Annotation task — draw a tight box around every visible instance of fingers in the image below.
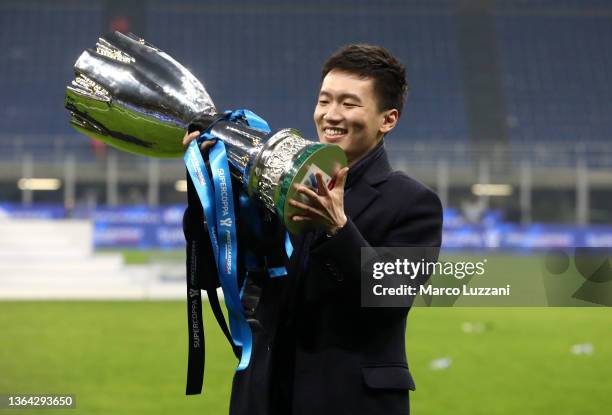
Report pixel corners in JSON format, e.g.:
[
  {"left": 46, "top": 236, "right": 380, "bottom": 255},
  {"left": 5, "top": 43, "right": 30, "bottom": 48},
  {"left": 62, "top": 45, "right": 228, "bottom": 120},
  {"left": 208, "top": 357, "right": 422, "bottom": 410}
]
[
  {"left": 199, "top": 140, "right": 216, "bottom": 152},
  {"left": 291, "top": 215, "right": 313, "bottom": 222},
  {"left": 288, "top": 198, "right": 325, "bottom": 218},
  {"left": 315, "top": 172, "right": 330, "bottom": 196},
  {"left": 294, "top": 184, "right": 320, "bottom": 205},
  {"left": 323, "top": 166, "right": 349, "bottom": 191},
  {"left": 182, "top": 130, "right": 217, "bottom": 152},
  {"left": 336, "top": 166, "right": 349, "bottom": 189},
  {"left": 182, "top": 130, "right": 200, "bottom": 148}
]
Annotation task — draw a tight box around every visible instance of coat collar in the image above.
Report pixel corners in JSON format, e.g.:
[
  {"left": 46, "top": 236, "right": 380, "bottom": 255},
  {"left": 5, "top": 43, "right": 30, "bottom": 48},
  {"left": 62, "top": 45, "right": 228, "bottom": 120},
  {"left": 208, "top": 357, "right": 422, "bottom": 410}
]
[{"left": 344, "top": 142, "right": 392, "bottom": 222}]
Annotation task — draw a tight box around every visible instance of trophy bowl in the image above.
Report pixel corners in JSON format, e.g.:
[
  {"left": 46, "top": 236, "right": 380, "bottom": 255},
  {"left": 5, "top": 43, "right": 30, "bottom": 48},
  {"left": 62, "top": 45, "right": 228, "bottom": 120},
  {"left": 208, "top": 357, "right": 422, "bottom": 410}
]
[{"left": 65, "top": 32, "right": 346, "bottom": 234}]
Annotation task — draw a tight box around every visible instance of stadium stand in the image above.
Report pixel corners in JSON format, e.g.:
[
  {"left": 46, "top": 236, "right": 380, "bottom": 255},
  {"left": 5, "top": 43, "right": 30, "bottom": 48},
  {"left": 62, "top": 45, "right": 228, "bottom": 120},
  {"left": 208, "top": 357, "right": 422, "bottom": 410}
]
[
  {"left": 0, "top": 0, "right": 610, "bottom": 223},
  {"left": 0, "top": 0, "right": 468, "bottom": 160},
  {"left": 495, "top": 1, "right": 612, "bottom": 167},
  {"left": 145, "top": 0, "right": 469, "bottom": 142}
]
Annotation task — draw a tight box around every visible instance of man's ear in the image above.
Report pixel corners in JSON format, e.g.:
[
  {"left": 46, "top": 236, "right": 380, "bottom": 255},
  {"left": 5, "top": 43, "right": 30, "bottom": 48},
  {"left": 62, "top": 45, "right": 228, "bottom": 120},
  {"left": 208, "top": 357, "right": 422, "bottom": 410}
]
[{"left": 380, "top": 109, "right": 399, "bottom": 134}]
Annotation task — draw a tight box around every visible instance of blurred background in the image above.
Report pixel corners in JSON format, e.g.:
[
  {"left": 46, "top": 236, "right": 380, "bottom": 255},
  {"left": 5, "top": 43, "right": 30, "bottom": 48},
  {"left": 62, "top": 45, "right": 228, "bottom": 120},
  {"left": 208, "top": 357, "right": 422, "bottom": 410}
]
[{"left": 0, "top": 0, "right": 611, "bottom": 414}]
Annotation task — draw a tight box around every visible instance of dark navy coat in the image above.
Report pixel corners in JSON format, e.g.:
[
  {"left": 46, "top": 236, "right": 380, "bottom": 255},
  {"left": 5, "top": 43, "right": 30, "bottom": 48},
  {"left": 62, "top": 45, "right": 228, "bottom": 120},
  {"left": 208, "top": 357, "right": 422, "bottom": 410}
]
[{"left": 230, "top": 143, "right": 443, "bottom": 415}]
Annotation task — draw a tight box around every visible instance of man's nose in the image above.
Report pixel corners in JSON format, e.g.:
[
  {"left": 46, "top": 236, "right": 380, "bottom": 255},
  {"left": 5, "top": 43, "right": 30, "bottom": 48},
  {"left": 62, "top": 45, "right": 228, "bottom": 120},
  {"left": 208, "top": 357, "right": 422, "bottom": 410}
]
[{"left": 323, "top": 103, "right": 343, "bottom": 123}]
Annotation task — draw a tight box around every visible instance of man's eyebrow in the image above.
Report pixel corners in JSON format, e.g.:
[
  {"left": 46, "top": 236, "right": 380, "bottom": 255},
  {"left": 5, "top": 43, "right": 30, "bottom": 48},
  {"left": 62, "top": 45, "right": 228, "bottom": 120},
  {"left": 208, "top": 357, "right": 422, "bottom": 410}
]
[{"left": 318, "top": 91, "right": 362, "bottom": 102}]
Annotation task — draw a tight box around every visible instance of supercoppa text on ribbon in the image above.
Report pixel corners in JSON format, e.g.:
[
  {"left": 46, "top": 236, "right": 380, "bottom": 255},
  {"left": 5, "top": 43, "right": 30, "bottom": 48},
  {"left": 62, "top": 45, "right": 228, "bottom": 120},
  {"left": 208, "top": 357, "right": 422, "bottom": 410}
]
[{"left": 217, "top": 167, "right": 230, "bottom": 217}]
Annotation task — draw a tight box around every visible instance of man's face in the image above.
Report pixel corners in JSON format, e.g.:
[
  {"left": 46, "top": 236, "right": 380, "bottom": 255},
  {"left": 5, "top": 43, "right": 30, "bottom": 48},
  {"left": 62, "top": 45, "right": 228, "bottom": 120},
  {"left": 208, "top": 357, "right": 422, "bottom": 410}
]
[{"left": 314, "top": 69, "right": 396, "bottom": 164}]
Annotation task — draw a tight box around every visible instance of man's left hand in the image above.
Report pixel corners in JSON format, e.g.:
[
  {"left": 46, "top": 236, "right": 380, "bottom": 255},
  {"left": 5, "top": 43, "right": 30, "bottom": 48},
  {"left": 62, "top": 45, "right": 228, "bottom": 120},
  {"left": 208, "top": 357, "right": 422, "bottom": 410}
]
[{"left": 288, "top": 167, "right": 349, "bottom": 235}]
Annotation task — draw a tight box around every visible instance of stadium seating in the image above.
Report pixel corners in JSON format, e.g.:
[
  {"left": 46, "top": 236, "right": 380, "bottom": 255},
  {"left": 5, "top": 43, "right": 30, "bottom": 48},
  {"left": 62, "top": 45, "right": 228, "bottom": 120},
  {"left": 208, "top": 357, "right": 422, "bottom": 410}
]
[
  {"left": 0, "top": 0, "right": 468, "bottom": 160},
  {"left": 496, "top": 13, "right": 612, "bottom": 142},
  {"left": 0, "top": 0, "right": 609, "bottom": 166},
  {"left": 0, "top": 1, "right": 104, "bottom": 135},
  {"left": 145, "top": 0, "right": 468, "bottom": 141}
]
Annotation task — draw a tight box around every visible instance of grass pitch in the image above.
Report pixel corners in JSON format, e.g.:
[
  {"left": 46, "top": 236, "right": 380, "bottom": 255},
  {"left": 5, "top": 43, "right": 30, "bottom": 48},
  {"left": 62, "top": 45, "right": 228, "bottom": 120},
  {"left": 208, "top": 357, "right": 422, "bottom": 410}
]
[
  {"left": 1, "top": 250, "right": 611, "bottom": 414},
  {"left": 1, "top": 302, "right": 611, "bottom": 414}
]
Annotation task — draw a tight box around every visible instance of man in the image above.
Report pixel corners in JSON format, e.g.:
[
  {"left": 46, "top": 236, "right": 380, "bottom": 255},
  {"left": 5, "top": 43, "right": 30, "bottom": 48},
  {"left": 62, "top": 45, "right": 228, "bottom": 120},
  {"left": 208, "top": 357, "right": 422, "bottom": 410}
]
[{"left": 184, "top": 44, "right": 442, "bottom": 415}]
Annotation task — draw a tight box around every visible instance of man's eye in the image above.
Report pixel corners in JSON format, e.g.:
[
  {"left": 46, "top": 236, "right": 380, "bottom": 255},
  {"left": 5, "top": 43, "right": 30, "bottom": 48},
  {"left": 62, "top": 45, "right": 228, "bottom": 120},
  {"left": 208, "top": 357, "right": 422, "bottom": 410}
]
[
  {"left": 343, "top": 102, "right": 357, "bottom": 108},
  {"left": 318, "top": 99, "right": 329, "bottom": 105}
]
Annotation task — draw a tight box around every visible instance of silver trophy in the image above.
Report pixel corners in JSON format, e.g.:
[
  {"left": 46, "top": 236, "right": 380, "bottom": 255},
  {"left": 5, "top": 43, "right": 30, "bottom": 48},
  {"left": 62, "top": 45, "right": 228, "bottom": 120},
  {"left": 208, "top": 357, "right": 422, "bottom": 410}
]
[{"left": 65, "top": 32, "right": 346, "bottom": 234}]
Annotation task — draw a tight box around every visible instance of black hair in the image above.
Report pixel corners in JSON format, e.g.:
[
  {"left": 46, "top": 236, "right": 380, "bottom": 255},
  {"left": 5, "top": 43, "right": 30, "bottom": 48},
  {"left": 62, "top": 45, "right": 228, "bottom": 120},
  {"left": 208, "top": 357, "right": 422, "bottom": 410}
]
[{"left": 321, "top": 44, "right": 408, "bottom": 115}]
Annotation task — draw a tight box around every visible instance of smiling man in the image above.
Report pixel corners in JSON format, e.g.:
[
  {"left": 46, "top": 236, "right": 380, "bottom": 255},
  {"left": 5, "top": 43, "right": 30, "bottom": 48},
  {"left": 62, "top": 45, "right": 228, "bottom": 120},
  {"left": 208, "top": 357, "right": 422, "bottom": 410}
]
[
  {"left": 184, "top": 44, "right": 443, "bottom": 415},
  {"left": 316, "top": 64, "right": 399, "bottom": 165},
  {"left": 226, "top": 44, "right": 443, "bottom": 415}
]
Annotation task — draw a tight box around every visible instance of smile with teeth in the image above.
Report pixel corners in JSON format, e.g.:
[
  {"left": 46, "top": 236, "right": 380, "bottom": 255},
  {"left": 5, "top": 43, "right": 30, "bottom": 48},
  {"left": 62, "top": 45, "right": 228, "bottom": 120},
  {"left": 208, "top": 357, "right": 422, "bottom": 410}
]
[{"left": 324, "top": 127, "right": 348, "bottom": 136}]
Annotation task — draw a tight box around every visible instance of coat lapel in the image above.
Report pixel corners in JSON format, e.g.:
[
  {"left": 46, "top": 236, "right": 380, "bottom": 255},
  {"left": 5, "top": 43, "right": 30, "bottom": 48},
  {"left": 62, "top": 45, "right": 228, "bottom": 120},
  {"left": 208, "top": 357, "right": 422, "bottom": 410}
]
[
  {"left": 344, "top": 145, "right": 393, "bottom": 223},
  {"left": 344, "top": 184, "right": 379, "bottom": 222}
]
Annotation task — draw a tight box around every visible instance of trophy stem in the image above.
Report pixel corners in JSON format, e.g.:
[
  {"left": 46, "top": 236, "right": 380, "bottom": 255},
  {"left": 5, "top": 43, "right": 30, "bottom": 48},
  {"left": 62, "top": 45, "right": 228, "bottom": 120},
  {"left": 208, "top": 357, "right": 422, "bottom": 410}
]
[{"left": 207, "top": 120, "right": 268, "bottom": 190}]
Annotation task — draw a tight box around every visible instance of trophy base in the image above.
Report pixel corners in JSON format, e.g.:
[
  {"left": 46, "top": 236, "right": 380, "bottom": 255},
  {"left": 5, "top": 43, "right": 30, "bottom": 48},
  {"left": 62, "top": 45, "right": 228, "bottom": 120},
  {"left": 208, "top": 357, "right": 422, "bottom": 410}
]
[{"left": 276, "top": 144, "right": 347, "bottom": 235}]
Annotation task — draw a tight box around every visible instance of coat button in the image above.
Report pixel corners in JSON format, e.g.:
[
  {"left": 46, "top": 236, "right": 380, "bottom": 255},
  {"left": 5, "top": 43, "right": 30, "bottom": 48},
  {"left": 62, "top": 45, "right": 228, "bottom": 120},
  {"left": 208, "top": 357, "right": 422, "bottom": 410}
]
[
  {"left": 325, "top": 261, "right": 343, "bottom": 281},
  {"left": 330, "top": 268, "right": 343, "bottom": 281}
]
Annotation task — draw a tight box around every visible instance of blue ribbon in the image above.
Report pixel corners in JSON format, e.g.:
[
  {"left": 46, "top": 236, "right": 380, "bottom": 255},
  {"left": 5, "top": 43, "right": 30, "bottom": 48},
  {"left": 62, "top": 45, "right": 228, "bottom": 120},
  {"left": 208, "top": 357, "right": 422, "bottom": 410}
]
[
  {"left": 183, "top": 109, "right": 295, "bottom": 371},
  {"left": 285, "top": 232, "right": 294, "bottom": 258},
  {"left": 184, "top": 136, "right": 252, "bottom": 370},
  {"left": 227, "top": 109, "right": 271, "bottom": 133}
]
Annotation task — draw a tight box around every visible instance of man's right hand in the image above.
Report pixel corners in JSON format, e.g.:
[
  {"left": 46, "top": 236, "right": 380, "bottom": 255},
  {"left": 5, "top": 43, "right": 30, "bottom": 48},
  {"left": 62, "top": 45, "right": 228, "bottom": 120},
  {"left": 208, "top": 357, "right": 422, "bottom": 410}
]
[{"left": 182, "top": 130, "right": 217, "bottom": 153}]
